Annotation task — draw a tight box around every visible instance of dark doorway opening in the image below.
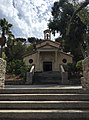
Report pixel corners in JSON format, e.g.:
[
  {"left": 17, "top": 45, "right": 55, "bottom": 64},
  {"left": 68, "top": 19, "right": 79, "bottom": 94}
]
[{"left": 43, "top": 62, "right": 52, "bottom": 71}]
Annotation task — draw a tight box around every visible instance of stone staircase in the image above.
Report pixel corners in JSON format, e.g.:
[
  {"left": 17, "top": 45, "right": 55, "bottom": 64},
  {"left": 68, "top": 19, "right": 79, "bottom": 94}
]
[
  {"left": 33, "top": 71, "right": 61, "bottom": 84},
  {"left": 0, "top": 85, "right": 89, "bottom": 119}
]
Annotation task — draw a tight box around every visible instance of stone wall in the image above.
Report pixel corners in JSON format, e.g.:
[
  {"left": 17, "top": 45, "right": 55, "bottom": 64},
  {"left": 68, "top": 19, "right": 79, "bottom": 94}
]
[
  {"left": 0, "top": 58, "right": 6, "bottom": 88},
  {"left": 81, "top": 57, "right": 89, "bottom": 90}
]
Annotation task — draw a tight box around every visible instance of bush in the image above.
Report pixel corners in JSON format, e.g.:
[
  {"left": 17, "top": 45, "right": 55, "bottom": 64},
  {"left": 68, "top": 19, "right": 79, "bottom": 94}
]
[
  {"left": 67, "top": 61, "right": 83, "bottom": 79},
  {"left": 67, "top": 63, "right": 77, "bottom": 79},
  {"left": 76, "top": 60, "right": 83, "bottom": 72},
  {"left": 67, "top": 62, "right": 82, "bottom": 79},
  {"left": 76, "top": 60, "right": 83, "bottom": 77},
  {"left": 6, "top": 60, "right": 30, "bottom": 77}
]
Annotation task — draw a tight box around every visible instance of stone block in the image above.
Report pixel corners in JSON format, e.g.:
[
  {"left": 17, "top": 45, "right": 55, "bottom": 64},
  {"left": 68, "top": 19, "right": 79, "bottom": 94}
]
[
  {"left": 0, "top": 58, "right": 6, "bottom": 88},
  {"left": 82, "top": 57, "right": 89, "bottom": 90},
  {"left": 26, "top": 72, "right": 33, "bottom": 84}
]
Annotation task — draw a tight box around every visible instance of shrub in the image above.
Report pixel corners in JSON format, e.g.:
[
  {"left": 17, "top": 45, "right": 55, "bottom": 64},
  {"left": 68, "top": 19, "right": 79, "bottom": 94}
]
[
  {"left": 76, "top": 60, "right": 83, "bottom": 72},
  {"left": 6, "top": 60, "right": 30, "bottom": 77}
]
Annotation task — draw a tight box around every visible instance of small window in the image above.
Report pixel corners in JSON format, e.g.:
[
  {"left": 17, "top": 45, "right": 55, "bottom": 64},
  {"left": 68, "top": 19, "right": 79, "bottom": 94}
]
[
  {"left": 29, "top": 59, "right": 33, "bottom": 64},
  {"left": 62, "top": 59, "right": 67, "bottom": 63}
]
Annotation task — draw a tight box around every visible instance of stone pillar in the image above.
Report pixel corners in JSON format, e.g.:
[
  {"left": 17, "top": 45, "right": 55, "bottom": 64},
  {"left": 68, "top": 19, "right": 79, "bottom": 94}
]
[
  {"left": 0, "top": 58, "right": 6, "bottom": 88},
  {"left": 37, "top": 51, "right": 40, "bottom": 71},
  {"left": 61, "top": 71, "right": 68, "bottom": 84},
  {"left": 26, "top": 72, "right": 33, "bottom": 84},
  {"left": 55, "top": 51, "right": 57, "bottom": 71},
  {"left": 81, "top": 57, "right": 89, "bottom": 90}
]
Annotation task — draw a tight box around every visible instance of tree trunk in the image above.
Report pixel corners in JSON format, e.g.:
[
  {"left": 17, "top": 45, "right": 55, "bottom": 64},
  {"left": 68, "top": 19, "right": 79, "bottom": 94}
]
[
  {"left": 0, "top": 46, "right": 3, "bottom": 58},
  {"left": 66, "top": 1, "right": 89, "bottom": 36},
  {"left": 79, "top": 43, "right": 86, "bottom": 58}
]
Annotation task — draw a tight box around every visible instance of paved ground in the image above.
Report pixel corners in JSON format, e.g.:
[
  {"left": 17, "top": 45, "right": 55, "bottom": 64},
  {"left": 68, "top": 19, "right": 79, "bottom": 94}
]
[{"left": 5, "top": 85, "right": 82, "bottom": 89}]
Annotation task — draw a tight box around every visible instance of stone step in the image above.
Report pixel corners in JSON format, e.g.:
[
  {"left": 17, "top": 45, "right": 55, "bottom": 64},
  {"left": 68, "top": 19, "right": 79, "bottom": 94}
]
[
  {"left": 0, "top": 94, "right": 89, "bottom": 101},
  {"left": 33, "top": 72, "right": 61, "bottom": 84},
  {"left": 0, "top": 86, "right": 89, "bottom": 119},
  {"left": 0, "top": 87, "right": 87, "bottom": 94},
  {"left": 0, "top": 110, "right": 89, "bottom": 119},
  {"left": 5, "top": 79, "right": 25, "bottom": 85},
  {"left": 0, "top": 101, "right": 89, "bottom": 110},
  {"left": 34, "top": 71, "right": 61, "bottom": 77},
  {"left": 33, "top": 79, "right": 61, "bottom": 84}
]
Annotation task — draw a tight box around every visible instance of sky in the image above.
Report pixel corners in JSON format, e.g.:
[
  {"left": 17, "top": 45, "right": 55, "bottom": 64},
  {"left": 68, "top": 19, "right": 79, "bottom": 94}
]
[{"left": 0, "top": 0, "right": 85, "bottom": 40}]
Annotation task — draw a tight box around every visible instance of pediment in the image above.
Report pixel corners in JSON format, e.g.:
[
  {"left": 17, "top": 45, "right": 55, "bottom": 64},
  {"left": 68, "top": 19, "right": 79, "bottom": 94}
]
[
  {"left": 36, "top": 40, "right": 60, "bottom": 49},
  {"left": 42, "top": 45, "right": 54, "bottom": 49},
  {"left": 41, "top": 44, "right": 56, "bottom": 49}
]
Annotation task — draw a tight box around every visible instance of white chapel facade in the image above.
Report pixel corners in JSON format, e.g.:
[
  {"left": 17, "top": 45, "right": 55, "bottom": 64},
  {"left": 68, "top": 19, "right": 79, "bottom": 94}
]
[{"left": 23, "top": 29, "right": 73, "bottom": 72}]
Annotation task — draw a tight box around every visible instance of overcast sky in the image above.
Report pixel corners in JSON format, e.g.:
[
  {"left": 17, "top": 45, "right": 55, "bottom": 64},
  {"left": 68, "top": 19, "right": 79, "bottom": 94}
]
[{"left": 0, "top": 0, "right": 86, "bottom": 40}]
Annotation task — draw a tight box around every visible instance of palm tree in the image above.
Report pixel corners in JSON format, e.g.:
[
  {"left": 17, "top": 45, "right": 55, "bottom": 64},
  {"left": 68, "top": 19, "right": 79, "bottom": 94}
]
[{"left": 0, "top": 18, "right": 13, "bottom": 58}]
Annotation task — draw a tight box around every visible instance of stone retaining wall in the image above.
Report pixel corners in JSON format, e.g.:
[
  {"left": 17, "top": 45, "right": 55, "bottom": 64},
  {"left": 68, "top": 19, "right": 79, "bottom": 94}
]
[
  {"left": 81, "top": 57, "right": 89, "bottom": 90},
  {"left": 0, "top": 58, "right": 6, "bottom": 88}
]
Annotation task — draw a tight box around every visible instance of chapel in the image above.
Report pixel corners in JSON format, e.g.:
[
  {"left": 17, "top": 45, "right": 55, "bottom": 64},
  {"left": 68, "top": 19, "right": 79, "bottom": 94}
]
[{"left": 23, "top": 29, "right": 73, "bottom": 72}]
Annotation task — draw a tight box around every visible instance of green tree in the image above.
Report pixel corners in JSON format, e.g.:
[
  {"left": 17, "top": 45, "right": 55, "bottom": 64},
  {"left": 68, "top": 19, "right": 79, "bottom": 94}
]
[
  {"left": 26, "top": 44, "right": 34, "bottom": 54},
  {"left": 28, "top": 37, "right": 37, "bottom": 44},
  {"left": 28, "top": 37, "right": 42, "bottom": 44},
  {"left": 48, "top": 0, "right": 87, "bottom": 61},
  {"left": 15, "top": 38, "right": 26, "bottom": 43},
  {"left": 67, "top": 0, "right": 89, "bottom": 28},
  {"left": 48, "top": 0, "right": 74, "bottom": 37},
  {"left": 28, "top": 37, "right": 42, "bottom": 51},
  {"left": 6, "top": 40, "right": 28, "bottom": 77},
  {"left": 0, "top": 18, "right": 13, "bottom": 57},
  {"left": 7, "top": 59, "right": 28, "bottom": 77},
  {"left": 67, "top": 0, "right": 89, "bottom": 57},
  {"left": 5, "top": 40, "right": 27, "bottom": 61}
]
